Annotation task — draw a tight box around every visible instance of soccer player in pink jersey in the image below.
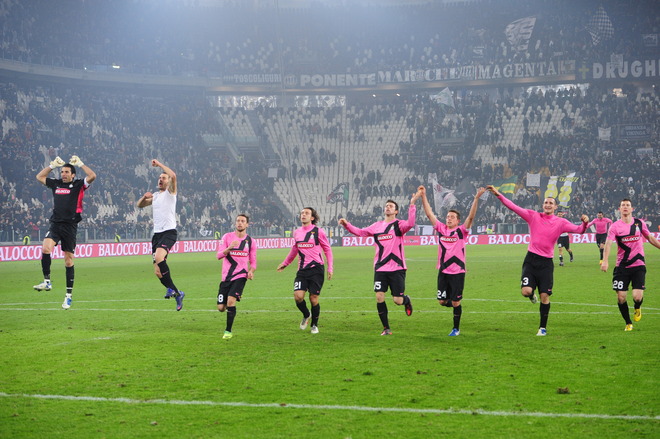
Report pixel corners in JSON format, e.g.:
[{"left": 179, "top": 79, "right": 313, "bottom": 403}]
[
  {"left": 419, "top": 185, "right": 486, "bottom": 336},
  {"left": 216, "top": 214, "right": 258, "bottom": 339},
  {"left": 339, "top": 190, "right": 421, "bottom": 336},
  {"left": 600, "top": 199, "right": 660, "bottom": 331},
  {"left": 487, "top": 185, "right": 589, "bottom": 336},
  {"left": 277, "top": 207, "right": 333, "bottom": 334},
  {"left": 587, "top": 211, "right": 613, "bottom": 264}
]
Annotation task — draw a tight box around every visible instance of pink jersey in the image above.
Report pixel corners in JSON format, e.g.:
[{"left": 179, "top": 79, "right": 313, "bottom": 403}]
[
  {"left": 342, "top": 205, "right": 416, "bottom": 272},
  {"left": 434, "top": 223, "right": 469, "bottom": 274},
  {"left": 607, "top": 217, "right": 651, "bottom": 269},
  {"left": 281, "top": 224, "right": 333, "bottom": 272},
  {"left": 216, "top": 231, "right": 257, "bottom": 282},
  {"left": 587, "top": 217, "right": 613, "bottom": 234},
  {"left": 498, "top": 195, "right": 587, "bottom": 258}
]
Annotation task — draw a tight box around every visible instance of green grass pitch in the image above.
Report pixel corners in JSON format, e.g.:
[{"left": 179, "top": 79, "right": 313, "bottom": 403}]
[{"left": 1, "top": 243, "right": 658, "bottom": 438}]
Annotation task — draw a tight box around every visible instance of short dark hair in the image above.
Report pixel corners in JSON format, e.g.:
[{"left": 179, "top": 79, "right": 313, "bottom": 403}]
[
  {"left": 386, "top": 199, "right": 399, "bottom": 212},
  {"left": 302, "top": 207, "right": 319, "bottom": 225},
  {"left": 620, "top": 198, "right": 633, "bottom": 206},
  {"left": 237, "top": 213, "right": 250, "bottom": 223},
  {"left": 63, "top": 164, "right": 75, "bottom": 175},
  {"left": 448, "top": 209, "right": 461, "bottom": 220},
  {"left": 597, "top": 211, "right": 603, "bottom": 215}
]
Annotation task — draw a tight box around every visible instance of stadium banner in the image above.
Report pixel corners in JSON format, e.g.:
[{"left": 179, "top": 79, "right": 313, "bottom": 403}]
[
  {"left": 618, "top": 123, "right": 653, "bottom": 140},
  {"left": 580, "top": 58, "right": 660, "bottom": 81},
  {"left": 3, "top": 233, "right": 660, "bottom": 261},
  {"left": 270, "top": 61, "right": 577, "bottom": 89},
  {"left": 0, "top": 238, "right": 288, "bottom": 262}
]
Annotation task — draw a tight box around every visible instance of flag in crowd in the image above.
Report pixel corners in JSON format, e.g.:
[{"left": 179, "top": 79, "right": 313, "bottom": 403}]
[
  {"left": 585, "top": 6, "right": 614, "bottom": 45},
  {"left": 542, "top": 172, "right": 580, "bottom": 208},
  {"left": 504, "top": 16, "right": 536, "bottom": 52},
  {"left": 492, "top": 175, "right": 518, "bottom": 198},
  {"left": 327, "top": 182, "right": 349, "bottom": 207},
  {"left": 428, "top": 173, "right": 457, "bottom": 210},
  {"left": 430, "top": 87, "right": 455, "bottom": 108}
]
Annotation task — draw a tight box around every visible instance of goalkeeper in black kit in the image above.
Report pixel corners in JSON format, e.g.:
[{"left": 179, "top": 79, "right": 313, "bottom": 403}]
[{"left": 33, "top": 155, "right": 96, "bottom": 309}]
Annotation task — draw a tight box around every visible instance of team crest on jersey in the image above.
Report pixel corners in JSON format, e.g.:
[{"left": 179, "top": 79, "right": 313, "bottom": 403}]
[
  {"left": 621, "top": 236, "right": 640, "bottom": 243},
  {"left": 297, "top": 242, "right": 314, "bottom": 248},
  {"left": 377, "top": 234, "right": 394, "bottom": 241},
  {"left": 55, "top": 188, "right": 71, "bottom": 195},
  {"left": 230, "top": 250, "right": 248, "bottom": 257},
  {"left": 440, "top": 236, "right": 459, "bottom": 243}
]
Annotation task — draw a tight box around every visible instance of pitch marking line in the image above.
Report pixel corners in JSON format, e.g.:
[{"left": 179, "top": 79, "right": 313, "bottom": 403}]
[{"left": 0, "top": 392, "right": 657, "bottom": 421}]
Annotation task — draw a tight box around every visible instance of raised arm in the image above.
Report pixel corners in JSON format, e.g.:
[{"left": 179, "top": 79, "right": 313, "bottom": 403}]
[
  {"left": 339, "top": 218, "right": 372, "bottom": 237},
  {"left": 402, "top": 190, "right": 421, "bottom": 232},
  {"left": 70, "top": 155, "right": 96, "bottom": 184},
  {"left": 418, "top": 185, "right": 438, "bottom": 226},
  {"left": 486, "top": 184, "right": 529, "bottom": 220},
  {"left": 464, "top": 187, "right": 486, "bottom": 229},
  {"left": 152, "top": 159, "right": 177, "bottom": 194},
  {"left": 36, "top": 156, "right": 65, "bottom": 185}
]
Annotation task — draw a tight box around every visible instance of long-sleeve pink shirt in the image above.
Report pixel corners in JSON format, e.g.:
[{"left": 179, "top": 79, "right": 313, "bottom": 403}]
[
  {"left": 281, "top": 224, "right": 333, "bottom": 272},
  {"left": 587, "top": 217, "right": 613, "bottom": 234},
  {"left": 216, "top": 232, "right": 257, "bottom": 282},
  {"left": 497, "top": 195, "right": 587, "bottom": 258},
  {"left": 342, "top": 205, "right": 416, "bottom": 272}
]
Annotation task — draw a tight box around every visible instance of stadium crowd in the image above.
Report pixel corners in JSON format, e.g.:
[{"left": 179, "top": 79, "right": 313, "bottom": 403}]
[
  {"left": 0, "top": 0, "right": 657, "bottom": 76},
  {"left": 1, "top": 78, "right": 657, "bottom": 242}
]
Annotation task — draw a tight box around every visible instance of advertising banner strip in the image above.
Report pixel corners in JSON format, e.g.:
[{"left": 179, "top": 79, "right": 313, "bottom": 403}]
[{"left": 2, "top": 233, "right": 658, "bottom": 262}]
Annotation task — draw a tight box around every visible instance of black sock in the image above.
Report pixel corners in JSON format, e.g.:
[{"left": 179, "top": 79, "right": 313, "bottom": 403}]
[
  {"left": 296, "top": 300, "right": 310, "bottom": 318},
  {"left": 403, "top": 295, "right": 410, "bottom": 306},
  {"left": 226, "top": 306, "right": 236, "bottom": 332},
  {"left": 559, "top": 255, "right": 563, "bottom": 263},
  {"left": 539, "top": 302, "right": 551, "bottom": 328},
  {"left": 157, "top": 260, "right": 178, "bottom": 293},
  {"left": 453, "top": 305, "right": 462, "bottom": 330},
  {"left": 41, "top": 254, "right": 51, "bottom": 279},
  {"left": 311, "top": 304, "right": 320, "bottom": 327},
  {"left": 617, "top": 301, "right": 632, "bottom": 324},
  {"left": 569, "top": 251, "right": 573, "bottom": 261},
  {"left": 633, "top": 299, "right": 643, "bottom": 310},
  {"left": 599, "top": 249, "right": 604, "bottom": 259},
  {"left": 377, "top": 301, "right": 389, "bottom": 329},
  {"left": 66, "top": 265, "right": 74, "bottom": 294}
]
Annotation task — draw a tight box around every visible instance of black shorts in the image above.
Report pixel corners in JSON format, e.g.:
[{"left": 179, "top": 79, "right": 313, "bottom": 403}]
[
  {"left": 217, "top": 278, "right": 247, "bottom": 304},
  {"left": 294, "top": 266, "right": 325, "bottom": 295},
  {"left": 152, "top": 229, "right": 178, "bottom": 257},
  {"left": 45, "top": 222, "right": 78, "bottom": 253},
  {"left": 557, "top": 235, "right": 570, "bottom": 249},
  {"left": 612, "top": 265, "right": 646, "bottom": 292},
  {"left": 437, "top": 272, "right": 465, "bottom": 302},
  {"left": 374, "top": 270, "right": 406, "bottom": 296},
  {"left": 596, "top": 233, "right": 607, "bottom": 246},
  {"left": 521, "top": 252, "right": 554, "bottom": 295}
]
